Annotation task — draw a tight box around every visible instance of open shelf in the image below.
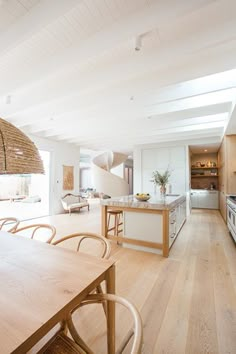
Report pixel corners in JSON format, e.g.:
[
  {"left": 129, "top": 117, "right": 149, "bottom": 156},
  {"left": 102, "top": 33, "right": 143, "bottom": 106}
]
[
  {"left": 191, "top": 152, "right": 219, "bottom": 191},
  {"left": 191, "top": 166, "right": 218, "bottom": 169},
  {"left": 191, "top": 175, "right": 218, "bottom": 178}
]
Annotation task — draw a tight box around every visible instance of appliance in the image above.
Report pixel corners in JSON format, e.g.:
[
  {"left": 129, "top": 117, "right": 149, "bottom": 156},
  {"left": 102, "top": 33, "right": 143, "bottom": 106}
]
[{"left": 226, "top": 196, "right": 236, "bottom": 242}]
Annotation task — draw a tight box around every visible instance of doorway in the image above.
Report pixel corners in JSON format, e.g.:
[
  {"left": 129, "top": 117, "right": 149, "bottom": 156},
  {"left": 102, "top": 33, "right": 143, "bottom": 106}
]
[
  {"left": 0, "top": 150, "right": 50, "bottom": 220},
  {"left": 124, "top": 166, "right": 133, "bottom": 195}
]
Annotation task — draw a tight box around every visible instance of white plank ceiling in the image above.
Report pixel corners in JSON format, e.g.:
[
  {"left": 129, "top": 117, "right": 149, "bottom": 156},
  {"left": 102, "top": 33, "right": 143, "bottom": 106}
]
[{"left": 0, "top": 0, "right": 236, "bottom": 154}]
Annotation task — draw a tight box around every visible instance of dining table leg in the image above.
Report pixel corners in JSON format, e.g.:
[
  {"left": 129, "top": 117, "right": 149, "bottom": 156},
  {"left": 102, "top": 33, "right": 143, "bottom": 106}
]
[{"left": 106, "top": 264, "right": 115, "bottom": 354}]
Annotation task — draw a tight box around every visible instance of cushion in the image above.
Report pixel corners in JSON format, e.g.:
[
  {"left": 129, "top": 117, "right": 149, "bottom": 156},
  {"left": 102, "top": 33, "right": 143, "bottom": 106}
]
[
  {"left": 22, "top": 195, "right": 41, "bottom": 203},
  {"left": 102, "top": 194, "right": 111, "bottom": 199},
  {"left": 69, "top": 202, "right": 88, "bottom": 209},
  {"left": 64, "top": 195, "right": 80, "bottom": 205}
]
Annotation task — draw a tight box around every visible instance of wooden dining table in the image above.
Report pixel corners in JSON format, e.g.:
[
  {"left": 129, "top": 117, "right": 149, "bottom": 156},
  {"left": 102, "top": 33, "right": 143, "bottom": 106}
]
[{"left": 0, "top": 231, "right": 115, "bottom": 354}]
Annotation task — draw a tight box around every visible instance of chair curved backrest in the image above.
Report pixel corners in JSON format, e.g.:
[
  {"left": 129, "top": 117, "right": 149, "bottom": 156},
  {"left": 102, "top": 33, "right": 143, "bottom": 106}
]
[
  {"left": 13, "top": 224, "right": 56, "bottom": 244},
  {"left": 53, "top": 232, "right": 111, "bottom": 259},
  {"left": 67, "top": 293, "right": 143, "bottom": 354},
  {"left": 0, "top": 217, "right": 20, "bottom": 232}
]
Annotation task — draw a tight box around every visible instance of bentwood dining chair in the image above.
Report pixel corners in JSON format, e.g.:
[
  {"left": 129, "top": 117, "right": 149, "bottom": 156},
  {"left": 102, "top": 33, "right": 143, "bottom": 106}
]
[
  {"left": 53, "top": 232, "right": 111, "bottom": 258},
  {"left": 0, "top": 217, "right": 20, "bottom": 232},
  {"left": 38, "top": 293, "right": 143, "bottom": 354},
  {"left": 53, "top": 232, "right": 111, "bottom": 296},
  {"left": 13, "top": 224, "right": 56, "bottom": 243}
]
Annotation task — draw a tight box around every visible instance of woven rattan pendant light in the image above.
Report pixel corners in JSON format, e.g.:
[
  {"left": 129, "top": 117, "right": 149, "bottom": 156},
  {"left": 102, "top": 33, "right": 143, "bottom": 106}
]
[{"left": 0, "top": 118, "right": 44, "bottom": 174}]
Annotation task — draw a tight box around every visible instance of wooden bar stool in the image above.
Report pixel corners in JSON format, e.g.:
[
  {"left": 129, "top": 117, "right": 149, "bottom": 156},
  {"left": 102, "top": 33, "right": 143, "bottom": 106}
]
[{"left": 107, "top": 209, "right": 123, "bottom": 236}]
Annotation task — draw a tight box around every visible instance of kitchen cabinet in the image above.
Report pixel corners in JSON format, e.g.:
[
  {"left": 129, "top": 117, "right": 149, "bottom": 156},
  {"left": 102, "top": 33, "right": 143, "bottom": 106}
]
[
  {"left": 103, "top": 194, "right": 186, "bottom": 257},
  {"left": 141, "top": 146, "right": 187, "bottom": 195},
  {"left": 218, "top": 135, "right": 236, "bottom": 221},
  {"left": 169, "top": 199, "right": 186, "bottom": 246},
  {"left": 177, "top": 199, "right": 186, "bottom": 231},
  {"left": 191, "top": 190, "right": 219, "bottom": 209},
  {"left": 169, "top": 208, "right": 176, "bottom": 246},
  {"left": 191, "top": 191, "right": 198, "bottom": 208}
]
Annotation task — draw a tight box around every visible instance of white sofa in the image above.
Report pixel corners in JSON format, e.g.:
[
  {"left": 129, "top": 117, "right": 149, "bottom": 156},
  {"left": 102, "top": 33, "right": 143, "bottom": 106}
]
[{"left": 61, "top": 194, "right": 89, "bottom": 215}]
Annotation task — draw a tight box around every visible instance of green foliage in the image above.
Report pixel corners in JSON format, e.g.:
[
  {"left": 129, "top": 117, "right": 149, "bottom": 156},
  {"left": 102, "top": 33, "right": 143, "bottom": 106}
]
[{"left": 152, "top": 169, "right": 171, "bottom": 186}]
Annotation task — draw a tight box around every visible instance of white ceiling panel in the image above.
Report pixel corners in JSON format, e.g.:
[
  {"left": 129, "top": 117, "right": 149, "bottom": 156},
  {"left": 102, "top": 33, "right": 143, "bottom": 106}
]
[
  {"left": 0, "top": 0, "right": 235, "bottom": 154},
  {"left": 0, "top": 0, "right": 41, "bottom": 32}
]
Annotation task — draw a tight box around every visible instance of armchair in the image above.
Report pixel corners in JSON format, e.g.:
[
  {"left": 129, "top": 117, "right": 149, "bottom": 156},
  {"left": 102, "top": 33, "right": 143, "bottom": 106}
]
[{"left": 61, "top": 193, "right": 89, "bottom": 215}]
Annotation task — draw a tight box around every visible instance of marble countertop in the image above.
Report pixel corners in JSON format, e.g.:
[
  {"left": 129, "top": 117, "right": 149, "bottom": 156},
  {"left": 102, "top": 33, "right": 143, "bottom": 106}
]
[{"left": 100, "top": 194, "right": 186, "bottom": 210}]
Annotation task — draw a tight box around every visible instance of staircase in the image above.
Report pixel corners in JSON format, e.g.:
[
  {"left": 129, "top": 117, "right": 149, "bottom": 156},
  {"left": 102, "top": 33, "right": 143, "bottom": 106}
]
[{"left": 92, "top": 152, "right": 129, "bottom": 197}]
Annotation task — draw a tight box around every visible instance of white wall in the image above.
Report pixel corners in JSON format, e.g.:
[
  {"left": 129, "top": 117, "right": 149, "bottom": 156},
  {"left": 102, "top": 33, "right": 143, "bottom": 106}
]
[{"left": 30, "top": 135, "right": 80, "bottom": 215}]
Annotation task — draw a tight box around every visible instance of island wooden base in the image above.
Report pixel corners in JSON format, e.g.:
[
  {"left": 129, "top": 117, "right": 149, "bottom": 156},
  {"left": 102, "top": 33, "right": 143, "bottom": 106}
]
[{"left": 101, "top": 205, "right": 170, "bottom": 257}]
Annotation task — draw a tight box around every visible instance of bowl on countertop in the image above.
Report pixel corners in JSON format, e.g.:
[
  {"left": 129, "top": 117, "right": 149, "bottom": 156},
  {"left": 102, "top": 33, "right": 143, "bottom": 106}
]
[{"left": 134, "top": 194, "right": 151, "bottom": 202}]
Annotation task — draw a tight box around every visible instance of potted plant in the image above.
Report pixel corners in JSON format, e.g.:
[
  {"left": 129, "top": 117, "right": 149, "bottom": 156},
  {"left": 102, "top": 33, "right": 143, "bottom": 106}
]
[{"left": 152, "top": 168, "right": 171, "bottom": 197}]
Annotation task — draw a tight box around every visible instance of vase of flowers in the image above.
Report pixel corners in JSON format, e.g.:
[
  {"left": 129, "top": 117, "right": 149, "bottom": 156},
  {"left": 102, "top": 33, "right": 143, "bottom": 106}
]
[
  {"left": 160, "top": 184, "right": 167, "bottom": 196},
  {"left": 152, "top": 169, "right": 171, "bottom": 198}
]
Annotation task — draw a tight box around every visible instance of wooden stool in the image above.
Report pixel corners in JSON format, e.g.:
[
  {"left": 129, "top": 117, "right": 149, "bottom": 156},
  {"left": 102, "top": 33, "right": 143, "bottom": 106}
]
[{"left": 107, "top": 210, "right": 123, "bottom": 236}]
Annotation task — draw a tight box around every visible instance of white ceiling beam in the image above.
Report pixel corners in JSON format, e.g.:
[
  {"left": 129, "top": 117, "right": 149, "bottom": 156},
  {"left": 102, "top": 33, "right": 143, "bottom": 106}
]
[
  {"left": 147, "top": 89, "right": 236, "bottom": 116},
  {"left": 135, "top": 136, "right": 223, "bottom": 150},
  {"left": 2, "top": 40, "right": 236, "bottom": 125},
  {"left": 6, "top": 68, "right": 235, "bottom": 129},
  {"left": 52, "top": 124, "right": 224, "bottom": 147},
  {"left": 150, "top": 121, "right": 226, "bottom": 136},
  {"left": 131, "top": 133, "right": 223, "bottom": 148},
  {"left": 40, "top": 112, "right": 228, "bottom": 140},
  {"left": 148, "top": 69, "right": 236, "bottom": 106},
  {"left": 10, "top": 97, "right": 232, "bottom": 144},
  {"left": 149, "top": 113, "right": 228, "bottom": 129},
  {"left": 20, "top": 101, "right": 230, "bottom": 138},
  {"left": 148, "top": 102, "right": 231, "bottom": 122},
  {"left": 112, "top": 128, "right": 223, "bottom": 145},
  {"left": 70, "top": 131, "right": 223, "bottom": 153},
  {"left": 225, "top": 101, "right": 236, "bottom": 134},
  {"left": 25, "top": 109, "right": 228, "bottom": 140},
  {"left": 0, "top": 0, "right": 226, "bottom": 98}
]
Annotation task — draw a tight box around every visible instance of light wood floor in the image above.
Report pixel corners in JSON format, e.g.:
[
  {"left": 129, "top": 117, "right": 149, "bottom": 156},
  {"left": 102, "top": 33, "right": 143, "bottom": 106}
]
[{"left": 24, "top": 203, "right": 236, "bottom": 354}]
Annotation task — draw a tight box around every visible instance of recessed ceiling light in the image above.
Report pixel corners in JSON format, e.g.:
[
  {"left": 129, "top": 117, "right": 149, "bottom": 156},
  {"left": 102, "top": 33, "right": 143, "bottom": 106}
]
[{"left": 130, "top": 96, "right": 134, "bottom": 101}]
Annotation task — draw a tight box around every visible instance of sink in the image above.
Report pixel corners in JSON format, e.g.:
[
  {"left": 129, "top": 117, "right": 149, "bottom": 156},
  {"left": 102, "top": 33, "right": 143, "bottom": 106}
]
[{"left": 165, "top": 194, "right": 180, "bottom": 197}]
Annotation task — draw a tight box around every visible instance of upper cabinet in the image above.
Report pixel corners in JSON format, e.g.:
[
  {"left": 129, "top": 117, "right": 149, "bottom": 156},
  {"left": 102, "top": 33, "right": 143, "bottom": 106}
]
[
  {"left": 218, "top": 135, "right": 236, "bottom": 221},
  {"left": 138, "top": 146, "right": 187, "bottom": 195}
]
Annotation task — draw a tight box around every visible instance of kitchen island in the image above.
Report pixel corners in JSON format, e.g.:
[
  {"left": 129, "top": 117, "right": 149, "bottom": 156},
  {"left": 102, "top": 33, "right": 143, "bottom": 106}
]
[{"left": 101, "top": 194, "right": 186, "bottom": 257}]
